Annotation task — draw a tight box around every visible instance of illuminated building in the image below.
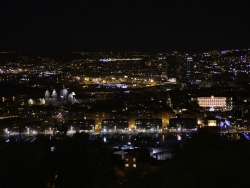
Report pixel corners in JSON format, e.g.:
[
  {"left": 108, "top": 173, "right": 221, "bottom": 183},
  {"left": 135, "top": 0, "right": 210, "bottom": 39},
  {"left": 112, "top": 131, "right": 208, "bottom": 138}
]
[
  {"left": 186, "top": 57, "right": 194, "bottom": 81},
  {"left": 169, "top": 118, "right": 197, "bottom": 129},
  {"left": 28, "top": 98, "right": 45, "bottom": 106},
  {"left": 101, "top": 119, "right": 129, "bottom": 132},
  {"left": 123, "top": 149, "right": 151, "bottom": 172},
  {"left": 207, "top": 120, "right": 217, "bottom": 126},
  {"left": 220, "top": 119, "right": 231, "bottom": 130},
  {"left": 135, "top": 119, "right": 162, "bottom": 131},
  {"left": 197, "top": 95, "right": 232, "bottom": 111},
  {"left": 44, "top": 85, "right": 78, "bottom": 106},
  {"left": 114, "top": 148, "right": 157, "bottom": 183},
  {"left": 63, "top": 119, "right": 95, "bottom": 132},
  {"left": 182, "top": 57, "right": 194, "bottom": 82},
  {"left": 166, "top": 92, "right": 172, "bottom": 107},
  {"left": 204, "top": 118, "right": 220, "bottom": 132}
]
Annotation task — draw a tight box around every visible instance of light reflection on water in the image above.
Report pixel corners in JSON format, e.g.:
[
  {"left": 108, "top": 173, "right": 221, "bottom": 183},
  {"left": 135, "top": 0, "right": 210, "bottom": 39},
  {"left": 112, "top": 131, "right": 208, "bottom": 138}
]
[
  {"left": 97, "top": 132, "right": 189, "bottom": 146},
  {"left": 161, "top": 134, "right": 165, "bottom": 142},
  {"left": 97, "top": 132, "right": 248, "bottom": 145},
  {"left": 220, "top": 133, "right": 242, "bottom": 140}
]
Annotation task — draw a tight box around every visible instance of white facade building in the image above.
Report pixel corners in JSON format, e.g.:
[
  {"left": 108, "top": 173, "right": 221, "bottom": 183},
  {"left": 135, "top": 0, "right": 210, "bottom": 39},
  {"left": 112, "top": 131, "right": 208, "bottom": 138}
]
[{"left": 45, "top": 85, "right": 77, "bottom": 106}]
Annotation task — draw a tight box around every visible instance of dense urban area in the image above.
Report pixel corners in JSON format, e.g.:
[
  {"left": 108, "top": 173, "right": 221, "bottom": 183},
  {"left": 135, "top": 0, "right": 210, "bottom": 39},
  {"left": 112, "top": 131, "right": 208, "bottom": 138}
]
[{"left": 1, "top": 49, "right": 250, "bottom": 187}]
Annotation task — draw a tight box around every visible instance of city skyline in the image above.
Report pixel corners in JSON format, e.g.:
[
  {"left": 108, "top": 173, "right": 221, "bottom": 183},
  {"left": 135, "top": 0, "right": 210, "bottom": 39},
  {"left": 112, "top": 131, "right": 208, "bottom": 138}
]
[
  {"left": 1, "top": 34, "right": 250, "bottom": 186},
  {"left": 2, "top": 1, "right": 250, "bottom": 186},
  {"left": 1, "top": 0, "right": 250, "bottom": 52}
]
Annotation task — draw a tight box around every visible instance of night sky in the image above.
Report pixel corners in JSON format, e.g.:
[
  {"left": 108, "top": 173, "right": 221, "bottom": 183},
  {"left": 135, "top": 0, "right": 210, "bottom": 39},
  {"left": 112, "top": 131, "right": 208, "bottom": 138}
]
[{"left": 0, "top": 0, "right": 250, "bottom": 52}]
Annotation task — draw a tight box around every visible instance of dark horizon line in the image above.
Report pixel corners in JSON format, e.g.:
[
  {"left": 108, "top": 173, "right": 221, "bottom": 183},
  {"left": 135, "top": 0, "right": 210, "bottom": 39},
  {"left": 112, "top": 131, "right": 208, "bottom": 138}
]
[{"left": 1, "top": 46, "right": 250, "bottom": 54}]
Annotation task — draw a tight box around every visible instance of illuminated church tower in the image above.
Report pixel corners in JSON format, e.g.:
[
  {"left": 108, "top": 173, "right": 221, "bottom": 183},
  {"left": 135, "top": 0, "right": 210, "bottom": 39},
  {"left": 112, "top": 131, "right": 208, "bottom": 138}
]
[
  {"left": 44, "top": 85, "right": 78, "bottom": 106},
  {"left": 166, "top": 92, "right": 172, "bottom": 107},
  {"left": 45, "top": 90, "right": 50, "bottom": 99},
  {"left": 52, "top": 89, "right": 57, "bottom": 99}
]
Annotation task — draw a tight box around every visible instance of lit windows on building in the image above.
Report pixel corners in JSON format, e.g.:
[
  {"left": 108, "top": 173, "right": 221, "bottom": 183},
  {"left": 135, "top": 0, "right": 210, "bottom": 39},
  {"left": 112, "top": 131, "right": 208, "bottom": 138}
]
[
  {"left": 133, "top": 164, "right": 136, "bottom": 168},
  {"left": 133, "top": 158, "right": 136, "bottom": 163},
  {"left": 208, "top": 120, "right": 217, "bottom": 126},
  {"left": 135, "top": 119, "right": 162, "bottom": 130},
  {"left": 185, "top": 57, "right": 194, "bottom": 82},
  {"left": 102, "top": 119, "right": 129, "bottom": 131},
  {"left": 197, "top": 96, "right": 232, "bottom": 111},
  {"left": 125, "top": 164, "right": 129, "bottom": 167},
  {"left": 169, "top": 118, "right": 197, "bottom": 129},
  {"left": 198, "top": 95, "right": 226, "bottom": 107}
]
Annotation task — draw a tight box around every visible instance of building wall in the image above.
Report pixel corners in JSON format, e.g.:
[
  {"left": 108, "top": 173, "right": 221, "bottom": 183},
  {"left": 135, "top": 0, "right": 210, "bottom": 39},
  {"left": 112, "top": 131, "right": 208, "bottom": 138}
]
[
  {"left": 169, "top": 118, "right": 197, "bottom": 129},
  {"left": 135, "top": 119, "right": 162, "bottom": 130}
]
